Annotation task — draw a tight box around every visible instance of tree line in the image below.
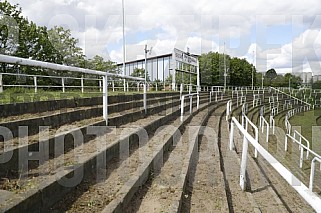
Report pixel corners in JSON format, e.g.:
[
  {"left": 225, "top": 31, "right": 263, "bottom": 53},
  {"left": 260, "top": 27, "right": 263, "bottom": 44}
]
[
  {"left": 0, "top": 1, "right": 118, "bottom": 89},
  {"left": 198, "top": 52, "right": 303, "bottom": 88}
]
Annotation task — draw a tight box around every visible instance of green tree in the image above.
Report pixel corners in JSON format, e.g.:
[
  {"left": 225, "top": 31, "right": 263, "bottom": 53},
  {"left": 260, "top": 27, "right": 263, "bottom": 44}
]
[
  {"left": 47, "top": 26, "right": 84, "bottom": 66},
  {"left": 265, "top": 69, "right": 277, "bottom": 85},
  {"left": 131, "top": 68, "right": 150, "bottom": 81}
]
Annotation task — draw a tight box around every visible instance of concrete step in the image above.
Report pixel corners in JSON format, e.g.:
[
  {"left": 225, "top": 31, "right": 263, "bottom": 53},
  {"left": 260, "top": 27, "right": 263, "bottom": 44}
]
[
  {"left": 117, "top": 102, "right": 226, "bottom": 213},
  {"left": 0, "top": 95, "right": 225, "bottom": 212},
  {"left": 181, "top": 104, "right": 229, "bottom": 212}
]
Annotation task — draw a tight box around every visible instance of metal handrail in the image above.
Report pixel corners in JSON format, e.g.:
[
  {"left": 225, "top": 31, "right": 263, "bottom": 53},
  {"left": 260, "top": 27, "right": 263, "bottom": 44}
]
[
  {"left": 241, "top": 115, "right": 259, "bottom": 158},
  {"left": 293, "top": 130, "right": 310, "bottom": 159},
  {"left": 260, "top": 116, "right": 269, "bottom": 142},
  {"left": 226, "top": 100, "right": 232, "bottom": 121},
  {"left": 309, "top": 157, "right": 321, "bottom": 192},
  {"left": 180, "top": 93, "right": 199, "bottom": 122},
  {"left": 0, "top": 54, "right": 145, "bottom": 125},
  {"left": 229, "top": 117, "right": 321, "bottom": 212}
]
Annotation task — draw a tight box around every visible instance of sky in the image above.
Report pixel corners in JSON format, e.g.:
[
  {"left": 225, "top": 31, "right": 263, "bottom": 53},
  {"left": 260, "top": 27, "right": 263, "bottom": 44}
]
[{"left": 8, "top": 0, "right": 321, "bottom": 75}]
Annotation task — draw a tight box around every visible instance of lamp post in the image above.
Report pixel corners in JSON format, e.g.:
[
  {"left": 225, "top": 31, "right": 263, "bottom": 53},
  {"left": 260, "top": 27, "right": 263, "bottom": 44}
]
[
  {"left": 252, "top": 51, "right": 255, "bottom": 90},
  {"left": 261, "top": 72, "right": 264, "bottom": 89},
  {"left": 122, "top": 0, "right": 126, "bottom": 91},
  {"left": 144, "top": 44, "right": 151, "bottom": 114},
  {"left": 223, "top": 42, "right": 227, "bottom": 93}
]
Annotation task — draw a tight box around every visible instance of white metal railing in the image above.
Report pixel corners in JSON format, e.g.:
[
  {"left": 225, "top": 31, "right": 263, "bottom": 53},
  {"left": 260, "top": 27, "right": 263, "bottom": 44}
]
[
  {"left": 285, "top": 134, "right": 321, "bottom": 194},
  {"left": 180, "top": 93, "right": 199, "bottom": 122},
  {"left": 293, "top": 130, "right": 310, "bottom": 159},
  {"left": 271, "top": 107, "right": 278, "bottom": 117},
  {"left": 0, "top": 54, "right": 144, "bottom": 124},
  {"left": 0, "top": 72, "right": 102, "bottom": 93},
  {"left": 229, "top": 117, "right": 321, "bottom": 212},
  {"left": 269, "top": 116, "right": 275, "bottom": 134},
  {"left": 241, "top": 115, "right": 259, "bottom": 158},
  {"left": 271, "top": 87, "right": 311, "bottom": 107},
  {"left": 242, "top": 103, "right": 248, "bottom": 115},
  {"left": 309, "top": 157, "right": 321, "bottom": 192},
  {"left": 209, "top": 91, "right": 223, "bottom": 103},
  {"left": 285, "top": 116, "right": 292, "bottom": 135},
  {"left": 237, "top": 96, "right": 246, "bottom": 107},
  {"left": 260, "top": 116, "right": 270, "bottom": 142},
  {"left": 226, "top": 100, "right": 232, "bottom": 121}
]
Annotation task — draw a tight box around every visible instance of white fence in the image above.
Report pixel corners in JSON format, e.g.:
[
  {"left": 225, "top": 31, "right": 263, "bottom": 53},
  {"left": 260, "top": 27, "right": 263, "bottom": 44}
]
[
  {"left": 180, "top": 93, "right": 199, "bottom": 122},
  {"left": 0, "top": 54, "right": 144, "bottom": 124},
  {"left": 229, "top": 117, "right": 321, "bottom": 212}
]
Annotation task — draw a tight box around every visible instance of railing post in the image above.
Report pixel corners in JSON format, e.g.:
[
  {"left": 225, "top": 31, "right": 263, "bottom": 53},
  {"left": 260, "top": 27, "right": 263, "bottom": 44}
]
[
  {"left": 180, "top": 96, "right": 185, "bottom": 122},
  {"left": 240, "top": 137, "right": 249, "bottom": 191},
  {"left": 229, "top": 121, "right": 235, "bottom": 150},
  {"left": 112, "top": 81, "right": 115, "bottom": 92},
  {"left": 103, "top": 75, "right": 108, "bottom": 125},
  {"left": 299, "top": 146, "right": 304, "bottom": 168},
  {"left": 180, "top": 84, "right": 183, "bottom": 100},
  {"left": 126, "top": 82, "right": 129, "bottom": 92},
  {"left": 33, "top": 76, "right": 37, "bottom": 93},
  {"left": 197, "top": 94, "right": 199, "bottom": 109},
  {"left": 99, "top": 80, "right": 102, "bottom": 92},
  {"left": 81, "top": 76, "right": 84, "bottom": 93},
  {"left": 309, "top": 159, "right": 316, "bottom": 191},
  {"left": 209, "top": 92, "right": 212, "bottom": 103},
  {"left": 143, "top": 83, "right": 147, "bottom": 114},
  {"left": 123, "top": 79, "right": 126, "bottom": 92},
  {"left": 62, "top": 77, "right": 65, "bottom": 93},
  {"left": 190, "top": 95, "right": 193, "bottom": 114},
  {"left": 0, "top": 73, "right": 3, "bottom": 93}
]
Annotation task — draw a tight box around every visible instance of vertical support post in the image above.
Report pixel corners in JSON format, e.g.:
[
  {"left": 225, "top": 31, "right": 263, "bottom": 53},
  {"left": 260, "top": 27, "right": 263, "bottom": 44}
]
[
  {"left": 103, "top": 75, "right": 108, "bottom": 125},
  {"left": 143, "top": 83, "right": 147, "bottom": 114},
  {"left": 81, "top": 76, "right": 84, "bottom": 93},
  {"left": 210, "top": 92, "right": 212, "bottom": 103},
  {"left": 0, "top": 73, "right": 3, "bottom": 93},
  {"left": 299, "top": 146, "right": 304, "bottom": 168},
  {"left": 240, "top": 137, "right": 249, "bottom": 191},
  {"left": 180, "top": 96, "right": 185, "bottom": 122},
  {"left": 197, "top": 94, "right": 199, "bottom": 109},
  {"left": 62, "top": 78, "right": 65, "bottom": 93},
  {"left": 123, "top": 79, "right": 126, "bottom": 92},
  {"left": 99, "top": 80, "right": 102, "bottom": 92},
  {"left": 180, "top": 83, "right": 183, "bottom": 99},
  {"left": 229, "top": 121, "right": 235, "bottom": 150},
  {"left": 309, "top": 159, "right": 316, "bottom": 191},
  {"left": 34, "top": 76, "right": 37, "bottom": 93},
  {"left": 126, "top": 82, "right": 129, "bottom": 92},
  {"left": 112, "top": 81, "right": 115, "bottom": 92},
  {"left": 189, "top": 95, "right": 193, "bottom": 114}
]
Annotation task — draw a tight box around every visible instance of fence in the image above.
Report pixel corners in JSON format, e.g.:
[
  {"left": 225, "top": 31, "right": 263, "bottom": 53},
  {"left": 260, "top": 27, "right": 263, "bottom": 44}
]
[
  {"left": 180, "top": 93, "right": 199, "bottom": 122},
  {"left": 229, "top": 117, "right": 321, "bottom": 212},
  {"left": 0, "top": 54, "right": 144, "bottom": 124}
]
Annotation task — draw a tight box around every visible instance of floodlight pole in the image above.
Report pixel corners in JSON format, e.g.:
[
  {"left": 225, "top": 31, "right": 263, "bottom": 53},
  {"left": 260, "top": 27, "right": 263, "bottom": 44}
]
[
  {"left": 122, "top": 0, "right": 126, "bottom": 92},
  {"left": 143, "top": 44, "right": 151, "bottom": 114},
  {"left": 261, "top": 73, "right": 264, "bottom": 89},
  {"left": 223, "top": 43, "right": 227, "bottom": 93},
  {"left": 252, "top": 51, "right": 255, "bottom": 90}
]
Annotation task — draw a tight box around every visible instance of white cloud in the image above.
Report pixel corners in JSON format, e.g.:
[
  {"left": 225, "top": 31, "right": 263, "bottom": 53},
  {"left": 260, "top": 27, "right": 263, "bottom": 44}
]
[{"left": 8, "top": 0, "right": 321, "bottom": 73}]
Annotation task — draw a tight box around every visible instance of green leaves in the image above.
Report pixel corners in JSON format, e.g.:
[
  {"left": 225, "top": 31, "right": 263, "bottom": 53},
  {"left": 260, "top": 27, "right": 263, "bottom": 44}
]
[{"left": 199, "top": 52, "right": 256, "bottom": 86}]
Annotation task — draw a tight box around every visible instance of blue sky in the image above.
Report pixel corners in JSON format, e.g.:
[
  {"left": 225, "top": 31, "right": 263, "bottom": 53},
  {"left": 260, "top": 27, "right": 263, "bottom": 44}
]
[{"left": 8, "top": 0, "right": 321, "bottom": 75}]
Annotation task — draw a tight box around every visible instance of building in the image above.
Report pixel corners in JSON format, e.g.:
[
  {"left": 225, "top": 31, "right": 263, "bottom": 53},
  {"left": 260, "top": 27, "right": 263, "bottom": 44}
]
[{"left": 117, "top": 48, "right": 200, "bottom": 91}]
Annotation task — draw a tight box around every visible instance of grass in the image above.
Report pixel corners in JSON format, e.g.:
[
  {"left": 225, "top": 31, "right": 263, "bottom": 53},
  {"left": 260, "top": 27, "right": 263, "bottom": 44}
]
[
  {"left": 289, "top": 109, "right": 321, "bottom": 148},
  {"left": 0, "top": 88, "right": 177, "bottom": 105}
]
